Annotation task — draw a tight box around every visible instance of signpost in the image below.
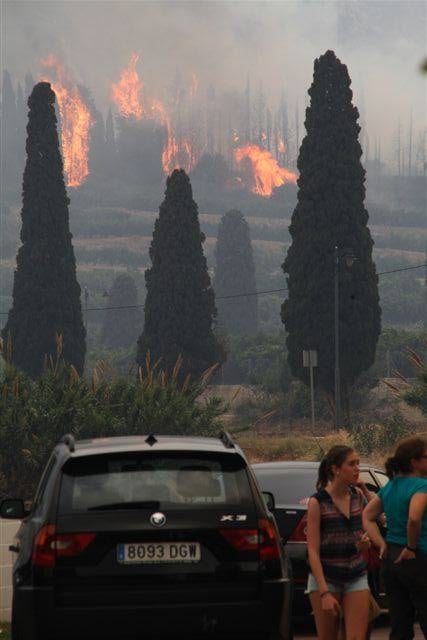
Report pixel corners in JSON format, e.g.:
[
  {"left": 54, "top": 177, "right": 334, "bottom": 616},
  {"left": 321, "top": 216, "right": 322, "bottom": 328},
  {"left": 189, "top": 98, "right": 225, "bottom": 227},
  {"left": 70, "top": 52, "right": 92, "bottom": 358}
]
[{"left": 303, "top": 350, "right": 318, "bottom": 431}]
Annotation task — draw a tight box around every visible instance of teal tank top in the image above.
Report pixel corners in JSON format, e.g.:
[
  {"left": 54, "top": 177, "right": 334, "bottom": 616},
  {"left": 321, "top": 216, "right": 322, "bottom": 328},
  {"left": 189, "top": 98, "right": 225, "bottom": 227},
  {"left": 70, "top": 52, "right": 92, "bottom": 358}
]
[{"left": 378, "top": 476, "right": 427, "bottom": 553}]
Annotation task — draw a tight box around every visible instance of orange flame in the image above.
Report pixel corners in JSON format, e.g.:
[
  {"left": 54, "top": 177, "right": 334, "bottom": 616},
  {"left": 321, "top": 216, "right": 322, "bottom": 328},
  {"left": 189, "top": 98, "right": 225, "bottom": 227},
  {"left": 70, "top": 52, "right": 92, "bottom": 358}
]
[
  {"left": 41, "top": 55, "right": 92, "bottom": 188},
  {"left": 151, "top": 98, "right": 196, "bottom": 174},
  {"left": 235, "top": 144, "right": 297, "bottom": 196},
  {"left": 112, "top": 57, "right": 199, "bottom": 175},
  {"left": 278, "top": 139, "right": 286, "bottom": 154},
  {"left": 111, "top": 53, "right": 145, "bottom": 120}
]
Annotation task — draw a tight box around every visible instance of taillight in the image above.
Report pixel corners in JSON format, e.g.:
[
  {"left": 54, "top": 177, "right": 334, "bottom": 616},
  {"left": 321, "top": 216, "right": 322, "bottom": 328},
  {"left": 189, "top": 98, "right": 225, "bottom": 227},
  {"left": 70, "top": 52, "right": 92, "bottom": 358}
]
[
  {"left": 258, "top": 518, "right": 281, "bottom": 561},
  {"left": 287, "top": 514, "right": 308, "bottom": 542},
  {"left": 32, "top": 525, "right": 96, "bottom": 567},
  {"left": 220, "top": 519, "right": 281, "bottom": 560},
  {"left": 219, "top": 528, "right": 259, "bottom": 552}
]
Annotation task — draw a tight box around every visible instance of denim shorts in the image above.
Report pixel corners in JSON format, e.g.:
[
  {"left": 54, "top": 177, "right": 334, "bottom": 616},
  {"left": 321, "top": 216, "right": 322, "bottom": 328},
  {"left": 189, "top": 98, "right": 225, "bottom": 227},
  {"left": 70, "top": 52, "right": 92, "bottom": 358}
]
[{"left": 306, "top": 572, "right": 369, "bottom": 594}]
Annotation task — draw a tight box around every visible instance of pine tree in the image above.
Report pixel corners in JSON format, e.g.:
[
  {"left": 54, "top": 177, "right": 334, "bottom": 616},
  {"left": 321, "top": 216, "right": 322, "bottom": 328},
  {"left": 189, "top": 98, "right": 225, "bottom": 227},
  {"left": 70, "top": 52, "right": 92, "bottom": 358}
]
[
  {"left": 214, "top": 210, "right": 258, "bottom": 336},
  {"left": 2, "top": 82, "right": 85, "bottom": 377},
  {"left": 101, "top": 273, "right": 141, "bottom": 350},
  {"left": 136, "top": 169, "right": 224, "bottom": 378},
  {"left": 281, "top": 51, "right": 381, "bottom": 404}
]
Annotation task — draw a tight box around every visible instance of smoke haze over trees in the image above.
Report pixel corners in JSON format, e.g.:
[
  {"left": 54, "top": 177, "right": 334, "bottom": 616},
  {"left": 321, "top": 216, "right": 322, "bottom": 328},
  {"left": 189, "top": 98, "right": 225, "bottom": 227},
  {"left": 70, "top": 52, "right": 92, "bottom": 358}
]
[
  {"left": 214, "top": 210, "right": 258, "bottom": 337},
  {"left": 2, "top": 1, "right": 426, "bottom": 178}
]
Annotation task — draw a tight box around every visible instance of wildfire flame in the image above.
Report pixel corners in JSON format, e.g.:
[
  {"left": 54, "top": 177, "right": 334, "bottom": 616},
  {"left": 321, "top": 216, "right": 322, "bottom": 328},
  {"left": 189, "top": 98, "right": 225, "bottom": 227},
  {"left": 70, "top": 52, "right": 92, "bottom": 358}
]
[
  {"left": 235, "top": 144, "right": 297, "bottom": 197},
  {"left": 151, "top": 99, "right": 196, "bottom": 174},
  {"left": 112, "top": 55, "right": 199, "bottom": 175},
  {"left": 111, "top": 53, "right": 145, "bottom": 120},
  {"left": 41, "top": 55, "right": 92, "bottom": 188}
]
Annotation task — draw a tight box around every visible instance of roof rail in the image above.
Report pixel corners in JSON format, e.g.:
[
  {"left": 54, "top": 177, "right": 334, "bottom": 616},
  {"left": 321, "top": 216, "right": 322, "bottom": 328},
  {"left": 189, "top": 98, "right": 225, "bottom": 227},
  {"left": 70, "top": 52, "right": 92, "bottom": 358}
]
[
  {"left": 145, "top": 433, "right": 157, "bottom": 447},
  {"left": 60, "top": 433, "right": 76, "bottom": 453},
  {"left": 219, "top": 431, "right": 235, "bottom": 449}
]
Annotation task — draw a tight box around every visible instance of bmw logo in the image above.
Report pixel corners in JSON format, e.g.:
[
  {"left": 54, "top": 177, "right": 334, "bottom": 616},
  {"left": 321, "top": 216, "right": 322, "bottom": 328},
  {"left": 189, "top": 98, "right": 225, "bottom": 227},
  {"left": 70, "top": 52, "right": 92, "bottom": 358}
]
[{"left": 150, "top": 512, "right": 166, "bottom": 527}]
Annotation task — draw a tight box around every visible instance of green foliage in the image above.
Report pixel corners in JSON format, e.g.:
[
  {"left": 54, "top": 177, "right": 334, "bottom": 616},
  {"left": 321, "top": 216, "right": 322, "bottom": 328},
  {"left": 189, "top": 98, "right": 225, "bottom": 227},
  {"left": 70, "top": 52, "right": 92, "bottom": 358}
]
[
  {"left": 1, "top": 83, "right": 85, "bottom": 377},
  {"left": 401, "top": 346, "right": 427, "bottom": 415},
  {"left": 137, "top": 170, "right": 224, "bottom": 378},
  {"left": 282, "top": 50, "right": 381, "bottom": 395},
  {"left": 214, "top": 210, "right": 258, "bottom": 336},
  {"left": 349, "top": 414, "right": 412, "bottom": 456},
  {"left": 222, "top": 332, "right": 287, "bottom": 390},
  {"left": 101, "top": 273, "right": 142, "bottom": 349},
  {"left": 0, "top": 358, "right": 225, "bottom": 500}
]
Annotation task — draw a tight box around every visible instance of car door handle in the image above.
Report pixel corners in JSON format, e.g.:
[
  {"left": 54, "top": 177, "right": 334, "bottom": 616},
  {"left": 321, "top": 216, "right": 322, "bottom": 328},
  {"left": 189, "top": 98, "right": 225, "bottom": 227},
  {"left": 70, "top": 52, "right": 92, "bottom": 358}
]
[{"left": 9, "top": 544, "right": 20, "bottom": 553}]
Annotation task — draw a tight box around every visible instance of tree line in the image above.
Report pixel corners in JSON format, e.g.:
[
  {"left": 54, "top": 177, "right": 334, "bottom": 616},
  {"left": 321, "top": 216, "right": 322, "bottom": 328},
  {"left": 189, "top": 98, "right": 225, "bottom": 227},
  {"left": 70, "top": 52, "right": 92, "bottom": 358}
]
[{"left": 2, "top": 51, "right": 382, "bottom": 412}]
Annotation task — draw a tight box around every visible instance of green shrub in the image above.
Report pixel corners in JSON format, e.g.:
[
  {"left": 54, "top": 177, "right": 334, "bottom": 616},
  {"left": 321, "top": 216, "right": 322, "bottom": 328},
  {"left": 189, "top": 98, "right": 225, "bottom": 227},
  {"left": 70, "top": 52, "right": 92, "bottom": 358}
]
[
  {"left": 349, "top": 414, "right": 412, "bottom": 456},
  {"left": 0, "top": 356, "right": 225, "bottom": 500}
]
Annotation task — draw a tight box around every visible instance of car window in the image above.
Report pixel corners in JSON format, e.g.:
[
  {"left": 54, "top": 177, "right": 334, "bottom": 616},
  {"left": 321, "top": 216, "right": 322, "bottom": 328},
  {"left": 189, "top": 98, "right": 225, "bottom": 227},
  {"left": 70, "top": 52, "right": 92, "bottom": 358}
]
[
  {"left": 253, "top": 468, "right": 318, "bottom": 505},
  {"left": 59, "top": 452, "right": 254, "bottom": 513},
  {"left": 359, "top": 470, "right": 379, "bottom": 493},
  {"left": 374, "top": 471, "right": 389, "bottom": 488}
]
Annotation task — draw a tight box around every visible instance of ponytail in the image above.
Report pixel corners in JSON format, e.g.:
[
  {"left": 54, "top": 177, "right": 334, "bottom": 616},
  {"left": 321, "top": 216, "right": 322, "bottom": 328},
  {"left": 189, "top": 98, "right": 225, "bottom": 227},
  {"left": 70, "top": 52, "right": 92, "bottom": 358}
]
[{"left": 316, "top": 458, "right": 330, "bottom": 490}]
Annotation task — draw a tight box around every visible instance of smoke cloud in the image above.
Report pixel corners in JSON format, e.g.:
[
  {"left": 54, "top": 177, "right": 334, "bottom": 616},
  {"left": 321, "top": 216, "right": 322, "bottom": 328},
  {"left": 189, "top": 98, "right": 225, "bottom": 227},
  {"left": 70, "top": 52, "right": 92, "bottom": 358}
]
[{"left": 3, "top": 1, "right": 426, "bottom": 164}]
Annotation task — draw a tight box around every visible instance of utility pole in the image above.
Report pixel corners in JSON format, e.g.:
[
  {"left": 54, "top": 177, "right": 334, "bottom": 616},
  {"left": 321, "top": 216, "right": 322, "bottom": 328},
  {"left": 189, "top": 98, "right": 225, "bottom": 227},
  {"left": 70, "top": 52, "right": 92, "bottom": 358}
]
[
  {"left": 334, "top": 245, "right": 341, "bottom": 430},
  {"left": 84, "top": 286, "right": 89, "bottom": 332}
]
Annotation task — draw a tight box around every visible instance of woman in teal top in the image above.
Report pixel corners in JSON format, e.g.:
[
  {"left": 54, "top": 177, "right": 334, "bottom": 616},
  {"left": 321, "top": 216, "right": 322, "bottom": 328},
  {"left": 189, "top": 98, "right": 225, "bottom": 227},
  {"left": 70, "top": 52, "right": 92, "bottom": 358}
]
[{"left": 363, "top": 436, "right": 427, "bottom": 640}]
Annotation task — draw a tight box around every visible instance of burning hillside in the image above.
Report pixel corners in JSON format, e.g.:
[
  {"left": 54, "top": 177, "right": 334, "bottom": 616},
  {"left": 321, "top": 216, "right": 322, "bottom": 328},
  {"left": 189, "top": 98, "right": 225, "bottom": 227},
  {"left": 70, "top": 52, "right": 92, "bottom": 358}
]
[{"left": 36, "top": 52, "right": 298, "bottom": 197}]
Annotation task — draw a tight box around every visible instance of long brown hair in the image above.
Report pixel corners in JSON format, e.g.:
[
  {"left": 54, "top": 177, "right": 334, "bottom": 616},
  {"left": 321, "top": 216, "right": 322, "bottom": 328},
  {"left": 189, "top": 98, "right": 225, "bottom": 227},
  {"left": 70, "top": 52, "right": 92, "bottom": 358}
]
[
  {"left": 385, "top": 436, "right": 427, "bottom": 479},
  {"left": 316, "top": 445, "right": 355, "bottom": 490}
]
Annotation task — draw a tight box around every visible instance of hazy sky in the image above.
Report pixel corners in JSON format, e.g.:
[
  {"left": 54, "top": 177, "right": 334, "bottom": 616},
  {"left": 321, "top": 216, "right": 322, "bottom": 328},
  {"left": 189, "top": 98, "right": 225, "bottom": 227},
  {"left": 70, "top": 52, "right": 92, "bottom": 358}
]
[{"left": 2, "top": 0, "right": 426, "bottom": 163}]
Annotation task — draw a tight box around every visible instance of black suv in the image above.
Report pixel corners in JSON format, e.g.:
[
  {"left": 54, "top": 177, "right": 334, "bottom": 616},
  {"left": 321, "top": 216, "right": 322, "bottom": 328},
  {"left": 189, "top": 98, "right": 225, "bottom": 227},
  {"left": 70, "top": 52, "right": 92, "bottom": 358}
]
[{"left": 1, "top": 433, "right": 292, "bottom": 640}]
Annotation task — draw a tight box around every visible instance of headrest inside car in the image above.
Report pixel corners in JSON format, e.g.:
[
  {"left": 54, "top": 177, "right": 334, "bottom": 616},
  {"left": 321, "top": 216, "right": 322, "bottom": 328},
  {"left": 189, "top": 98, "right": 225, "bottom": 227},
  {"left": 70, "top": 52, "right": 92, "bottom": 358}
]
[{"left": 177, "top": 466, "right": 221, "bottom": 498}]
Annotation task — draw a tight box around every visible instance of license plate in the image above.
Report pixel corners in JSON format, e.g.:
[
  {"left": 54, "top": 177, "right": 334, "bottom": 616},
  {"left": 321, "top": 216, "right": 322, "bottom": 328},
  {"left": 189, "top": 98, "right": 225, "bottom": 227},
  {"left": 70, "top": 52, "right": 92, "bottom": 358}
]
[{"left": 117, "top": 542, "right": 201, "bottom": 564}]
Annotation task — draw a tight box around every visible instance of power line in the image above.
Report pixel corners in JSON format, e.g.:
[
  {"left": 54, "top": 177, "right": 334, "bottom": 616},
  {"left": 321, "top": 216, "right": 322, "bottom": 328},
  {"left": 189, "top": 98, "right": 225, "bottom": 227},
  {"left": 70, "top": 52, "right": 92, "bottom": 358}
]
[{"left": 0, "top": 262, "right": 425, "bottom": 316}]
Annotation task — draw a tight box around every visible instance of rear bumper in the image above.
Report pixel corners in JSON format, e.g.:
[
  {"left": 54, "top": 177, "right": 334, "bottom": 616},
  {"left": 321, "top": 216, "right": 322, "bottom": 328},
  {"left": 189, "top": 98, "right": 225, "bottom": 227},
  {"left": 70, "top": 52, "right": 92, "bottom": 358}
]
[{"left": 14, "top": 580, "right": 291, "bottom": 639}]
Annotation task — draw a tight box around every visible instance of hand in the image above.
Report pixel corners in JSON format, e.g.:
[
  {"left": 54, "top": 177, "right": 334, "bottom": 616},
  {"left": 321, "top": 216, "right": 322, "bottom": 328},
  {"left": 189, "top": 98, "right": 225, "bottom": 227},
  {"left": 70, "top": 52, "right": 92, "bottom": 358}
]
[
  {"left": 321, "top": 592, "right": 341, "bottom": 617},
  {"left": 378, "top": 541, "right": 387, "bottom": 559},
  {"left": 394, "top": 547, "right": 416, "bottom": 563},
  {"left": 356, "top": 532, "right": 371, "bottom": 552}
]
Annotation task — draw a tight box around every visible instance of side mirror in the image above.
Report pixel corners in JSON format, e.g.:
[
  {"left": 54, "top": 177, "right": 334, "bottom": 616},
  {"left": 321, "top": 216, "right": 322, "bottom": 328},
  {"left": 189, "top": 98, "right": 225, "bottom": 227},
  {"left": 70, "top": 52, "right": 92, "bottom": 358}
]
[
  {"left": 0, "top": 499, "right": 27, "bottom": 520},
  {"left": 262, "top": 491, "right": 275, "bottom": 512}
]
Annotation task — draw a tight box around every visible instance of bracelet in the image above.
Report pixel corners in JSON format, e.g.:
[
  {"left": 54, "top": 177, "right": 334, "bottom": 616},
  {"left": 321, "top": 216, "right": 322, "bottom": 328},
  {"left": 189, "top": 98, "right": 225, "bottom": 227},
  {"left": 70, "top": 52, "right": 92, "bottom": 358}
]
[
  {"left": 405, "top": 545, "right": 416, "bottom": 553},
  {"left": 320, "top": 590, "right": 330, "bottom": 598}
]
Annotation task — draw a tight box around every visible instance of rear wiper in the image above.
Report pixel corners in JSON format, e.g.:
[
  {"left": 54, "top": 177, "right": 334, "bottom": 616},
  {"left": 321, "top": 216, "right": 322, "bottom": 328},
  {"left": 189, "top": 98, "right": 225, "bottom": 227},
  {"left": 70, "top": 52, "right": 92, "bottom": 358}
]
[{"left": 88, "top": 501, "right": 160, "bottom": 511}]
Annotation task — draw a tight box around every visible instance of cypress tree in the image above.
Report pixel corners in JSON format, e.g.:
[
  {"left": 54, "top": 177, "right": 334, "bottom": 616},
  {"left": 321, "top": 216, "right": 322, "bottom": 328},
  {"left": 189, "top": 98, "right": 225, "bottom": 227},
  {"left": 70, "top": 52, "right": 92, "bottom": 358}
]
[
  {"left": 214, "top": 210, "right": 258, "bottom": 336},
  {"left": 281, "top": 51, "right": 381, "bottom": 403},
  {"left": 136, "top": 169, "right": 224, "bottom": 378},
  {"left": 101, "top": 273, "right": 141, "bottom": 350},
  {"left": 2, "top": 82, "right": 85, "bottom": 377}
]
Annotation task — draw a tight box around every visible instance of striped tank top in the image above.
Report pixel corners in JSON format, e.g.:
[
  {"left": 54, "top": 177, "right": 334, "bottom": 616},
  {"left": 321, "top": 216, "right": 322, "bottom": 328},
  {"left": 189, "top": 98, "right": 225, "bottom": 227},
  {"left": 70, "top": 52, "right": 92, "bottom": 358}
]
[{"left": 312, "top": 487, "right": 367, "bottom": 586}]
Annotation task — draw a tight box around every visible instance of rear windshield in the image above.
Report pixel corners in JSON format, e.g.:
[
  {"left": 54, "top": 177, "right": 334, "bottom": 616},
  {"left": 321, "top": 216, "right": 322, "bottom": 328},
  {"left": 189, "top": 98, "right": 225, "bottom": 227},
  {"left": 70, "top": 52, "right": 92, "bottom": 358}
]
[
  {"left": 59, "top": 452, "right": 254, "bottom": 513},
  {"left": 254, "top": 467, "right": 318, "bottom": 505}
]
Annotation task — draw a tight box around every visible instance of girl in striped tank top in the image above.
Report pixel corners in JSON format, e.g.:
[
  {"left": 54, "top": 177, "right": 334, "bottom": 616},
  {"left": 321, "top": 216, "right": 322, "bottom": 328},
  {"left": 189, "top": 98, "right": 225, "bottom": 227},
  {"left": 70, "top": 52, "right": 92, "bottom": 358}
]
[{"left": 306, "top": 445, "right": 371, "bottom": 640}]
